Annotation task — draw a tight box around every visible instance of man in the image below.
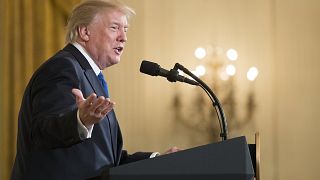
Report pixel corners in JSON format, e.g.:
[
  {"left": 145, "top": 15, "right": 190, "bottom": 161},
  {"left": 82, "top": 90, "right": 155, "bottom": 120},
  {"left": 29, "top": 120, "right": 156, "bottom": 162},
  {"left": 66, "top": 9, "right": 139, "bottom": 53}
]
[{"left": 11, "top": 0, "right": 178, "bottom": 179}]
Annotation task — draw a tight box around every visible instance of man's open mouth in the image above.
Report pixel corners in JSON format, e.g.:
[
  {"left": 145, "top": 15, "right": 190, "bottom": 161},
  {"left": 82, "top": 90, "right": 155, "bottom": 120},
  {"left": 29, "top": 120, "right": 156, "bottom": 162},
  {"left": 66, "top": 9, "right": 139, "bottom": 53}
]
[{"left": 114, "top": 47, "right": 123, "bottom": 55}]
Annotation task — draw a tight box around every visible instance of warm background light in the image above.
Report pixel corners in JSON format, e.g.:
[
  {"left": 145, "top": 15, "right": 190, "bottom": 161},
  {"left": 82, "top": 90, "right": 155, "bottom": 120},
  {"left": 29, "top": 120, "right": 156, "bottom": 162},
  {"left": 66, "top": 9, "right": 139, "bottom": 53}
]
[
  {"left": 226, "top": 49, "right": 238, "bottom": 61},
  {"left": 219, "top": 71, "right": 229, "bottom": 81},
  {"left": 247, "top": 67, "right": 259, "bottom": 81},
  {"left": 194, "top": 47, "right": 207, "bottom": 60},
  {"left": 226, "top": 64, "right": 236, "bottom": 76},
  {"left": 195, "top": 65, "right": 206, "bottom": 77}
]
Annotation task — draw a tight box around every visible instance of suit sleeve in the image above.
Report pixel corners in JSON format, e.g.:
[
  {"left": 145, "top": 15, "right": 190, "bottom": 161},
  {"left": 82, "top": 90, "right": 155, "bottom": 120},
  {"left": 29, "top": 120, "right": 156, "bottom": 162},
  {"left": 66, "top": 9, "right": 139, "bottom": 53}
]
[
  {"left": 30, "top": 57, "right": 83, "bottom": 150},
  {"left": 119, "top": 150, "right": 152, "bottom": 164}
]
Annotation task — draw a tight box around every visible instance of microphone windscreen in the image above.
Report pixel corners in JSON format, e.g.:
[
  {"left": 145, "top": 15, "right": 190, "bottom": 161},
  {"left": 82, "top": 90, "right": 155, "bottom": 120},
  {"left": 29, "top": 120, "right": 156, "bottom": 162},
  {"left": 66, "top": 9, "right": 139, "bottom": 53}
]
[{"left": 140, "top": 60, "right": 160, "bottom": 76}]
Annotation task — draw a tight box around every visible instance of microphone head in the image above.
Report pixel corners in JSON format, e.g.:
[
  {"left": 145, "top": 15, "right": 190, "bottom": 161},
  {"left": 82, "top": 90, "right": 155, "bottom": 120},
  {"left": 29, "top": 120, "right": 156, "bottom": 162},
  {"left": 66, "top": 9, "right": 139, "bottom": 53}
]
[{"left": 140, "top": 60, "right": 160, "bottom": 76}]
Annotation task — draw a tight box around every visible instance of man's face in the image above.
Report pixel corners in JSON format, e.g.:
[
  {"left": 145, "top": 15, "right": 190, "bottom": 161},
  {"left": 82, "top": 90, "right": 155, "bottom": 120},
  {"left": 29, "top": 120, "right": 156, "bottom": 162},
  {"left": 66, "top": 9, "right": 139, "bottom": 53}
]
[{"left": 85, "top": 9, "right": 128, "bottom": 69}]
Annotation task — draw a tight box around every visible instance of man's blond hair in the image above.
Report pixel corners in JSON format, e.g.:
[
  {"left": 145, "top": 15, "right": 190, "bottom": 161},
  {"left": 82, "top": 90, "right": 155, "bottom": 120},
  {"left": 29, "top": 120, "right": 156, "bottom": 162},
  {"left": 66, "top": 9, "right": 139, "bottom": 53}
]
[{"left": 65, "top": 0, "right": 135, "bottom": 43}]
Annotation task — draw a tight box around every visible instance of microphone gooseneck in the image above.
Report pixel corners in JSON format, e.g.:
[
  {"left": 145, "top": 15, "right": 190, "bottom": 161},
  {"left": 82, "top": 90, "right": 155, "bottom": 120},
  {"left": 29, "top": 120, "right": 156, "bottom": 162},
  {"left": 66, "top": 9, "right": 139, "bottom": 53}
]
[
  {"left": 139, "top": 60, "right": 228, "bottom": 141},
  {"left": 174, "top": 63, "right": 228, "bottom": 141}
]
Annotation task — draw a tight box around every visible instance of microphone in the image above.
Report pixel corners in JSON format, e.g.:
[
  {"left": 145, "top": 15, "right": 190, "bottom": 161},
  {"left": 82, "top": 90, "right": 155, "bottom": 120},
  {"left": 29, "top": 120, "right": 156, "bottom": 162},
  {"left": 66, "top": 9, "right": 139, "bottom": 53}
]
[{"left": 139, "top": 60, "right": 198, "bottom": 86}]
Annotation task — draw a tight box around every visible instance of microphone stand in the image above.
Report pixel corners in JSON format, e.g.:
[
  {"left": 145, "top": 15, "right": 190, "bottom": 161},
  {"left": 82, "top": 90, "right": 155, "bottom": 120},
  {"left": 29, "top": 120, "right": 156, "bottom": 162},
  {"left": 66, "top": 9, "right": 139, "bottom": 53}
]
[{"left": 173, "top": 63, "right": 228, "bottom": 141}]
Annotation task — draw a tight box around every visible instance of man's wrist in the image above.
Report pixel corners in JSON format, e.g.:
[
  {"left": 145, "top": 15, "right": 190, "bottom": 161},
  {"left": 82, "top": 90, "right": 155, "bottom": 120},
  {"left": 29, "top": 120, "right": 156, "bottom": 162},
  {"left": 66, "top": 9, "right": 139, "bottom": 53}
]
[{"left": 77, "top": 109, "right": 94, "bottom": 139}]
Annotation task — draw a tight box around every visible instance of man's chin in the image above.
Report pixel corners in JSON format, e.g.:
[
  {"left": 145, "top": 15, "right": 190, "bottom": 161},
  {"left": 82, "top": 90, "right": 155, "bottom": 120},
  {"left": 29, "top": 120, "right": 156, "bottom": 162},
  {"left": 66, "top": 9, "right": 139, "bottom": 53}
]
[
  {"left": 112, "top": 58, "right": 121, "bottom": 65},
  {"left": 105, "top": 59, "right": 120, "bottom": 68}
]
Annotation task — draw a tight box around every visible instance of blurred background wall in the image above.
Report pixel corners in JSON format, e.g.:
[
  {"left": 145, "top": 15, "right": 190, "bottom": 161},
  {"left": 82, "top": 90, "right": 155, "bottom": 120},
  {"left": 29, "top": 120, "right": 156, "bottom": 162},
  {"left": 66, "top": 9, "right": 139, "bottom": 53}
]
[{"left": 1, "top": 0, "right": 320, "bottom": 180}]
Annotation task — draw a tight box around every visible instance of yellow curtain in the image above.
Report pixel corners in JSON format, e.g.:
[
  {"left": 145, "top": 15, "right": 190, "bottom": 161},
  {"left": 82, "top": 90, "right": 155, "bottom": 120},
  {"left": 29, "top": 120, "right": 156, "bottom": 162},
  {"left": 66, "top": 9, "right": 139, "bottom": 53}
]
[{"left": 0, "top": 0, "right": 79, "bottom": 179}]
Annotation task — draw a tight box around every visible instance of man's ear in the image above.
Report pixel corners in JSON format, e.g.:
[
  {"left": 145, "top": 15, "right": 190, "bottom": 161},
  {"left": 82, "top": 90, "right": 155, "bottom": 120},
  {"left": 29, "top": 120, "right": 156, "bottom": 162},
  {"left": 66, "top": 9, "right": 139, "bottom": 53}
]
[{"left": 77, "top": 25, "right": 90, "bottom": 41}]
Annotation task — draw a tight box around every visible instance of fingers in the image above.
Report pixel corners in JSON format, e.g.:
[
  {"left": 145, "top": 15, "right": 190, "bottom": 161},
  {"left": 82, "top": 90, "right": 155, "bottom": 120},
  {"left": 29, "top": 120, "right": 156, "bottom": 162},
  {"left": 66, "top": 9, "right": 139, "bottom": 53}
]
[
  {"left": 72, "top": 88, "right": 116, "bottom": 127},
  {"left": 169, "top": 146, "right": 181, "bottom": 153},
  {"left": 92, "top": 98, "right": 115, "bottom": 115},
  {"left": 72, "top": 88, "right": 85, "bottom": 104},
  {"left": 91, "top": 96, "right": 106, "bottom": 112},
  {"left": 164, "top": 146, "right": 182, "bottom": 154},
  {"left": 83, "top": 96, "right": 115, "bottom": 122},
  {"left": 100, "top": 99, "right": 115, "bottom": 115},
  {"left": 85, "top": 93, "right": 98, "bottom": 108}
]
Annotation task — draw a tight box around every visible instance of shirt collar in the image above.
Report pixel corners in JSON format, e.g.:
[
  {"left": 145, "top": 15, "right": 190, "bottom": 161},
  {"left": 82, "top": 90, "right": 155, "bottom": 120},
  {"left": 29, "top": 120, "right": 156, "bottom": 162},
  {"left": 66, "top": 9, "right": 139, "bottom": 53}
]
[{"left": 72, "top": 42, "right": 101, "bottom": 76}]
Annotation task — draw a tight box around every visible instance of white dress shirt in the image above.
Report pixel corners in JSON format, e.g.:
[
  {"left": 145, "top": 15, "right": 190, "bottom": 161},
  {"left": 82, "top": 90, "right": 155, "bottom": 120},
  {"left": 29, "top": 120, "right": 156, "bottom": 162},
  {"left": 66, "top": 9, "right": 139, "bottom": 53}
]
[{"left": 72, "top": 42, "right": 101, "bottom": 139}]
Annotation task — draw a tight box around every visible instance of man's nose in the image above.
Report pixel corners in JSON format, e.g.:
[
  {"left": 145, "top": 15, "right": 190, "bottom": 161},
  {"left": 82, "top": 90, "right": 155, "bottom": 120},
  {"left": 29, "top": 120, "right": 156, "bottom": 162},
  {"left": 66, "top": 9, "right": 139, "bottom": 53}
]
[{"left": 117, "top": 29, "right": 127, "bottom": 43}]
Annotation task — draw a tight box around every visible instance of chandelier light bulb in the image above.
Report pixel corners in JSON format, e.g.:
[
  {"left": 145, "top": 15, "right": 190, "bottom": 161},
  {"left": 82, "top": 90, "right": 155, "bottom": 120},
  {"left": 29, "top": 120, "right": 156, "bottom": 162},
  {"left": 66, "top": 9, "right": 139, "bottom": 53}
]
[
  {"left": 226, "top": 64, "right": 236, "bottom": 76},
  {"left": 247, "top": 67, "right": 259, "bottom": 81},
  {"left": 195, "top": 65, "right": 206, "bottom": 77},
  {"left": 194, "top": 47, "right": 207, "bottom": 60},
  {"left": 226, "top": 48, "right": 238, "bottom": 61},
  {"left": 219, "top": 71, "right": 229, "bottom": 81}
]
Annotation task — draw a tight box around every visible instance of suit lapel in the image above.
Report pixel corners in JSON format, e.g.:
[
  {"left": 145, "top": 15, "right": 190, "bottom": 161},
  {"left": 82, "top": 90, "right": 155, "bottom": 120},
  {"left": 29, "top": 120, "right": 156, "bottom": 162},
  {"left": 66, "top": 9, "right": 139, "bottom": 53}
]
[
  {"left": 63, "top": 43, "right": 109, "bottom": 98},
  {"left": 82, "top": 65, "right": 117, "bottom": 157},
  {"left": 84, "top": 70, "right": 106, "bottom": 97},
  {"left": 63, "top": 44, "right": 118, "bottom": 163}
]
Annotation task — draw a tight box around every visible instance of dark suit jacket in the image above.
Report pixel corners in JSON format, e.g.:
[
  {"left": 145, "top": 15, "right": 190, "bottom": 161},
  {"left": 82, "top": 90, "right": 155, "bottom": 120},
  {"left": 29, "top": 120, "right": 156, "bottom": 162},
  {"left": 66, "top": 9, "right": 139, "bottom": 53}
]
[{"left": 11, "top": 44, "right": 151, "bottom": 180}]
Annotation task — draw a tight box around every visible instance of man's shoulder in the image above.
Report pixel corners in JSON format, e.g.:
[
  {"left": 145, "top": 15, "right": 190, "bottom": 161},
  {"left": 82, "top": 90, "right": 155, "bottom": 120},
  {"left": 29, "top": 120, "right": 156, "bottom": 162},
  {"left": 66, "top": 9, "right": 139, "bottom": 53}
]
[{"left": 41, "top": 51, "right": 79, "bottom": 72}]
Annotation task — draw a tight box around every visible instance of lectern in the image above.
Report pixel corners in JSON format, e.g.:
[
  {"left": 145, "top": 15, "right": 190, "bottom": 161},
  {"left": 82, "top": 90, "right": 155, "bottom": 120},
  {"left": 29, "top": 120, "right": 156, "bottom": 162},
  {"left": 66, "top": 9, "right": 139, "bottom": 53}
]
[{"left": 100, "top": 136, "right": 254, "bottom": 180}]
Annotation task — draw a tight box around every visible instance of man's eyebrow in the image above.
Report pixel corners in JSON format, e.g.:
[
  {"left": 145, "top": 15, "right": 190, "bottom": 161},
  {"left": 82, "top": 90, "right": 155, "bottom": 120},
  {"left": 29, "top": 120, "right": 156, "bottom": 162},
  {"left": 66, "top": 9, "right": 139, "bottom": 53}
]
[{"left": 109, "top": 21, "right": 129, "bottom": 27}]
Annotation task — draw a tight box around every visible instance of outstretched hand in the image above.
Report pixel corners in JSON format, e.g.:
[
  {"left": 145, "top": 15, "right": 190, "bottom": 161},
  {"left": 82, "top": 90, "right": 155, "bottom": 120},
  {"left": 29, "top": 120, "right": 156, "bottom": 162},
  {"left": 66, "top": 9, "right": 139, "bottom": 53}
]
[
  {"left": 72, "top": 88, "right": 115, "bottom": 128},
  {"left": 163, "top": 146, "right": 182, "bottom": 155}
]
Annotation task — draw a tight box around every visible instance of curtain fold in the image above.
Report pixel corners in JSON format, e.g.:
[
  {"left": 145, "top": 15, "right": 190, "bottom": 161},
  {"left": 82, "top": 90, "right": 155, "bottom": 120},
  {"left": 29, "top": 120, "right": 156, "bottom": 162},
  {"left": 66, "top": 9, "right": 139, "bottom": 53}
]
[{"left": 0, "top": 0, "right": 79, "bottom": 179}]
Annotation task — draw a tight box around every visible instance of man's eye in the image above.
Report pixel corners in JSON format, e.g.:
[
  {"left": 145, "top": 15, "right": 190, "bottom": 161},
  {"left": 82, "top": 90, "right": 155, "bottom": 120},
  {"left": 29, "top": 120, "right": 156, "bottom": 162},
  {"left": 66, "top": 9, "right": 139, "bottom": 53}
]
[{"left": 110, "top": 26, "right": 118, "bottom": 31}]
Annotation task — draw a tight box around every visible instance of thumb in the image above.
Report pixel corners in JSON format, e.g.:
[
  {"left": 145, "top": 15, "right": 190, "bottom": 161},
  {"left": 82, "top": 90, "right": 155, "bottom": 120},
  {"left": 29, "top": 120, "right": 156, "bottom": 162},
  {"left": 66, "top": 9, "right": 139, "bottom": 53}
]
[{"left": 72, "top": 88, "right": 85, "bottom": 104}]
